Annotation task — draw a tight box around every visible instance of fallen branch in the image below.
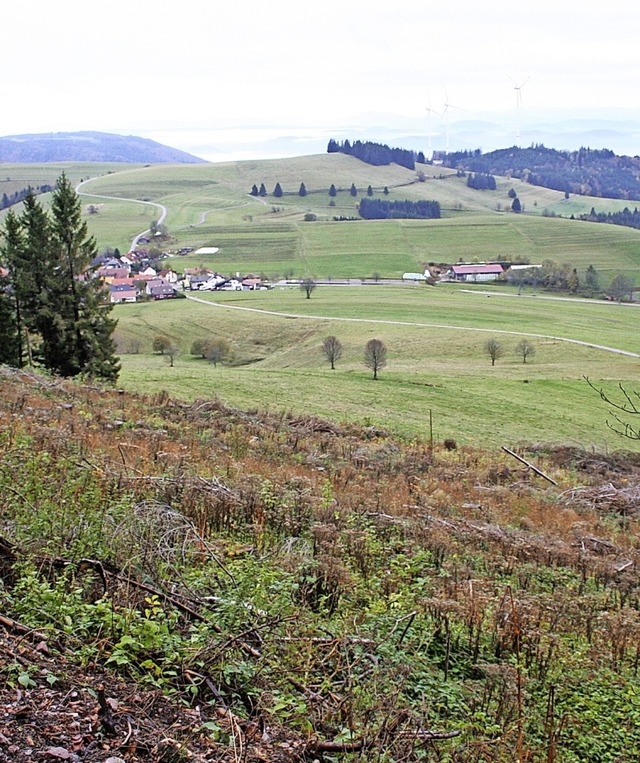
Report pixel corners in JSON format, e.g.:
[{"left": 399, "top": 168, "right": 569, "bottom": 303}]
[{"left": 502, "top": 447, "right": 558, "bottom": 485}]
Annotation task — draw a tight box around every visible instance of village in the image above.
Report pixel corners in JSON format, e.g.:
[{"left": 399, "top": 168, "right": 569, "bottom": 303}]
[
  {"left": 95, "top": 246, "right": 271, "bottom": 304},
  {"left": 95, "top": 242, "right": 539, "bottom": 305}
]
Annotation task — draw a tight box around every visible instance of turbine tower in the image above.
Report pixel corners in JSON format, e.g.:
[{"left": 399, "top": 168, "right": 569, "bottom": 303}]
[
  {"left": 442, "top": 88, "right": 463, "bottom": 154},
  {"left": 425, "top": 95, "right": 434, "bottom": 158},
  {"left": 512, "top": 76, "right": 530, "bottom": 144}
]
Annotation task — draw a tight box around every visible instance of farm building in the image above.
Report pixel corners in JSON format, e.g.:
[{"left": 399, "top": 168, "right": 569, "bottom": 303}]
[{"left": 448, "top": 264, "right": 504, "bottom": 282}]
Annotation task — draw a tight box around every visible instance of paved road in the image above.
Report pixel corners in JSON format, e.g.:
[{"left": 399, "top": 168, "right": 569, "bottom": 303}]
[
  {"left": 75, "top": 178, "right": 168, "bottom": 252},
  {"left": 72, "top": 177, "right": 640, "bottom": 359},
  {"left": 185, "top": 295, "right": 640, "bottom": 358}
]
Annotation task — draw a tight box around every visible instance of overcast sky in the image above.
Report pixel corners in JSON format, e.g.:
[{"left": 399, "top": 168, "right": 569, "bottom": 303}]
[{"left": 4, "top": 1, "right": 640, "bottom": 159}]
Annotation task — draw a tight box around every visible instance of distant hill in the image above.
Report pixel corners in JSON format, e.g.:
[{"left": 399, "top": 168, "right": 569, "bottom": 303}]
[
  {"left": 442, "top": 145, "right": 640, "bottom": 201},
  {"left": 0, "top": 131, "right": 208, "bottom": 164}
]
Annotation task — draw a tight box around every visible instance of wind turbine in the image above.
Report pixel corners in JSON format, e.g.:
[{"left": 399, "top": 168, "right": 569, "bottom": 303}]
[
  {"left": 442, "top": 88, "right": 464, "bottom": 154},
  {"left": 425, "top": 94, "right": 434, "bottom": 158},
  {"left": 512, "top": 76, "right": 530, "bottom": 144}
]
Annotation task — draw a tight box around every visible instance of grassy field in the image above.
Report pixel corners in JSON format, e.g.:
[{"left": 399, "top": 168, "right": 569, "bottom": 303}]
[
  {"left": 3, "top": 157, "right": 640, "bottom": 285},
  {"left": 2, "top": 156, "right": 639, "bottom": 449},
  {"left": 113, "top": 286, "right": 640, "bottom": 450}
]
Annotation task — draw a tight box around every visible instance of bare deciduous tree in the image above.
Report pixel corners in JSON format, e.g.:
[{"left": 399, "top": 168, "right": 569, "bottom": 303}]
[
  {"left": 322, "top": 336, "right": 343, "bottom": 370},
  {"left": 485, "top": 338, "right": 505, "bottom": 366},
  {"left": 165, "top": 344, "right": 180, "bottom": 368},
  {"left": 515, "top": 339, "right": 536, "bottom": 364},
  {"left": 205, "top": 338, "right": 232, "bottom": 367},
  {"left": 300, "top": 278, "right": 316, "bottom": 299},
  {"left": 364, "top": 338, "right": 387, "bottom": 380}
]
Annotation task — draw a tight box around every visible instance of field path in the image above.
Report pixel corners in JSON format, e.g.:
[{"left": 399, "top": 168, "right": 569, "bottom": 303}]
[
  {"left": 75, "top": 179, "right": 168, "bottom": 251},
  {"left": 461, "top": 289, "right": 640, "bottom": 308},
  {"left": 185, "top": 295, "right": 640, "bottom": 358}
]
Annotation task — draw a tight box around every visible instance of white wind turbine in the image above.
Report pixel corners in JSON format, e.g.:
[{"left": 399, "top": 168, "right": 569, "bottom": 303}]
[
  {"left": 425, "top": 94, "right": 434, "bottom": 158},
  {"left": 442, "top": 87, "right": 464, "bottom": 154},
  {"left": 512, "top": 76, "right": 530, "bottom": 144}
]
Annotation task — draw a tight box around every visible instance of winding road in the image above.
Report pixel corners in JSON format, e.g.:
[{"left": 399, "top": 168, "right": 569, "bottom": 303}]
[
  {"left": 73, "top": 175, "right": 639, "bottom": 360},
  {"left": 75, "top": 178, "right": 168, "bottom": 252}
]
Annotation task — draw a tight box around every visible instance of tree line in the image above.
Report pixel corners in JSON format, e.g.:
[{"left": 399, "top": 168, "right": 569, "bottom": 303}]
[
  {"left": 0, "top": 175, "right": 120, "bottom": 381},
  {"left": 444, "top": 145, "right": 640, "bottom": 203},
  {"left": 1, "top": 184, "right": 55, "bottom": 211},
  {"left": 358, "top": 198, "right": 441, "bottom": 220},
  {"left": 579, "top": 205, "right": 640, "bottom": 230},
  {"left": 327, "top": 139, "right": 424, "bottom": 170},
  {"left": 466, "top": 172, "right": 497, "bottom": 190}
]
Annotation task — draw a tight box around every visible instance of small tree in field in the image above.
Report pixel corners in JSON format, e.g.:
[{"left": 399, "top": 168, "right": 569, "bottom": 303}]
[
  {"left": 205, "top": 338, "right": 232, "bottom": 367},
  {"left": 485, "top": 338, "right": 504, "bottom": 366},
  {"left": 515, "top": 338, "right": 536, "bottom": 364},
  {"left": 364, "top": 338, "right": 387, "bottom": 380},
  {"left": 322, "top": 335, "right": 343, "bottom": 370},
  {"left": 165, "top": 343, "right": 180, "bottom": 367},
  {"left": 191, "top": 338, "right": 211, "bottom": 358},
  {"left": 300, "top": 278, "right": 316, "bottom": 299},
  {"left": 153, "top": 335, "right": 172, "bottom": 355}
]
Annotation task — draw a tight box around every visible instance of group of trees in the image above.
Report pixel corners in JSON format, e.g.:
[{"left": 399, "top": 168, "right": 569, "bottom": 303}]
[
  {"left": 0, "top": 174, "right": 120, "bottom": 382},
  {"left": 250, "top": 182, "right": 391, "bottom": 202},
  {"left": 579, "top": 205, "right": 640, "bottom": 231},
  {"left": 1, "top": 184, "right": 55, "bottom": 212},
  {"left": 466, "top": 173, "right": 497, "bottom": 191},
  {"left": 322, "top": 335, "right": 387, "bottom": 379},
  {"left": 445, "top": 145, "right": 640, "bottom": 205},
  {"left": 503, "top": 261, "right": 635, "bottom": 300},
  {"left": 358, "top": 198, "right": 441, "bottom": 220},
  {"left": 485, "top": 338, "right": 536, "bottom": 366},
  {"left": 327, "top": 139, "right": 421, "bottom": 170},
  {"left": 152, "top": 335, "right": 234, "bottom": 368}
]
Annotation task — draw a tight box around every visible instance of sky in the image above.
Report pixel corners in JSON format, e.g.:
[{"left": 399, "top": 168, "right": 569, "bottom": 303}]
[{"left": 4, "top": 0, "right": 640, "bottom": 161}]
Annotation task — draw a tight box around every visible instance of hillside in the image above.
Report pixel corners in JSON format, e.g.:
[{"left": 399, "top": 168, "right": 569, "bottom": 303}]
[
  {"left": 443, "top": 145, "right": 640, "bottom": 201},
  {"left": 2, "top": 366, "right": 640, "bottom": 761},
  {"left": 0, "top": 131, "right": 207, "bottom": 164}
]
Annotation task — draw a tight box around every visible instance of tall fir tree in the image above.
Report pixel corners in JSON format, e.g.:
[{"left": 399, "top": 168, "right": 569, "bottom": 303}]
[
  {"left": 48, "top": 173, "right": 120, "bottom": 381},
  {"left": 0, "top": 175, "right": 120, "bottom": 382},
  {"left": 0, "top": 210, "right": 27, "bottom": 366}
]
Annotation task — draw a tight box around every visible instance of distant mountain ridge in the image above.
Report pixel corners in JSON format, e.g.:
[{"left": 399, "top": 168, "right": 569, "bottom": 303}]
[{"left": 0, "top": 131, "right": 207, "bottom": 164}]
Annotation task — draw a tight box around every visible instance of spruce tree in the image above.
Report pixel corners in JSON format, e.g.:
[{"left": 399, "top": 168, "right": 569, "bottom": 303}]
[
  {"left": 48, "top": 173, "right": 120, "bottom": 381},
  {"left": 298, "top": 182, "right": 307, "bottom": 197},
  {"left": 0, "top": 176, "right": 120, "bottom": 381},
  {"left": 0, "top": 267, "right": 21, "bottom": 367},
  {"left": 0, "top": 210, "right": 27, "bottom": 366}
]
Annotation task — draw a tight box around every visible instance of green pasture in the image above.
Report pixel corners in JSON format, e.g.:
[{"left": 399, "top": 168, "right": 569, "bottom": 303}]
[
  {"left": 113, "top": 287, "right": 640, "bottom": 449},
  {"left": 3, "top": 157, "right": 640, "bottom": 285},
  {"left": 71, "top": 158, "right": 640, "bottom": 283},
  {"left": 165, "top": 214, "right": 640, "bottom": 283}
]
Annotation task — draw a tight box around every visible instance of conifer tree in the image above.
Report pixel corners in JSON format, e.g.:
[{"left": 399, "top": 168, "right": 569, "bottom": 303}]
[
  {"left": 0, "top": 210, "right": 27, "bottom": 366},
  {"left": 298, "top": 182, "right": 307, "bottom": 197},
  {"left": 48, "top": 173, "right": 120, "bottom": 381},
  {"left": 0, "top": 175, "right": 120, "bottom": 381},
  {"left": 0, "top": 266, "right": 20, "bottom": 366}
]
